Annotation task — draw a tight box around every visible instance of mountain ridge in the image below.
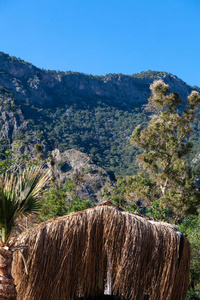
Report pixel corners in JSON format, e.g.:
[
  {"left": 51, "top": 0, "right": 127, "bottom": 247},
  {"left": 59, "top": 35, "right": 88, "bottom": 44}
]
[
  {"left": 0, "top": 52, "right": 197, "bottom": 107},
  {"left": 0, "top": 51, "right": 200, "bottom": 176}
]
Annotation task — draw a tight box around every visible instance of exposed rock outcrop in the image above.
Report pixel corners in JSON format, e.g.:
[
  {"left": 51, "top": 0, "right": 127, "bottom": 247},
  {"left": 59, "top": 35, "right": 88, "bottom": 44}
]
[
  {"left": 50, "top": 149, "right": 112, "bottom": 202},
  {"left": 0, "top": 92, "right": 28, "bottom": 139}
]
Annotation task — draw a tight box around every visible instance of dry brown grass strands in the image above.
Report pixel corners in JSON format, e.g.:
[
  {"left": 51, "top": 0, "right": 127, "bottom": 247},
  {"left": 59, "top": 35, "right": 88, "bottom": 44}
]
[{"left": 13, "top": 203, "right": 190, "bottom": 300}]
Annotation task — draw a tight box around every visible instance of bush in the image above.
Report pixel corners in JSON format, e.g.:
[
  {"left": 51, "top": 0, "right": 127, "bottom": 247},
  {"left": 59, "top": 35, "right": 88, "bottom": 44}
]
[{"left": 186, "top": 289, "right": 200, "bottom": 300}]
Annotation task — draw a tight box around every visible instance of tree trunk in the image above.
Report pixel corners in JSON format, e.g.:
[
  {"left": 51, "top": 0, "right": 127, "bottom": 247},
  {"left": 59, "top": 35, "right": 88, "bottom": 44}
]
[{"left": 0, "top": 247, "right": 16, "bottom": 300}]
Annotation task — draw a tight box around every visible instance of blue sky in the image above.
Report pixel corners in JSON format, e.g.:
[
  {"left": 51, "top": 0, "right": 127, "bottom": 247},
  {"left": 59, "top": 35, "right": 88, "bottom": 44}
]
[{"left": 0, "top": 0, "right": 200, "bottom": 86}]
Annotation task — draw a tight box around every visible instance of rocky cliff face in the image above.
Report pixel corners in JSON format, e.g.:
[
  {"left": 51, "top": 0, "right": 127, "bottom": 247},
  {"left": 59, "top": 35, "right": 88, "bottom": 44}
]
[
  {"left": 50, "top": 149, "right": 112, "bottom": 202},
  {"left": 0, "top": 90, "right": 28, "bottom": 139},
  {"left": 0, "top": 52, "right": 195, "bottom": 109}
]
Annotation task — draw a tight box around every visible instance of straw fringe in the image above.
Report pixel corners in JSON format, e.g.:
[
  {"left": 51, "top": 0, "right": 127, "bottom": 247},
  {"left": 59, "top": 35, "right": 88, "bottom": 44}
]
[{"left": 13, "top": 204, "right": 190, "bottom": 300}]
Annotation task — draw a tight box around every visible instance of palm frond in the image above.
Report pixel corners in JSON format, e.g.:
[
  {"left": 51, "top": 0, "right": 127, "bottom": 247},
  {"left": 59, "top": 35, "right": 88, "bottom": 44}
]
[
  {"left": 0, "top": 165, "right": 51, "bottom": 244},
  {"left": 0, "top": 174, "right": 19, "bottom": 244},
  {"left": 17, "top": 166, "right": 51, "bottom": 215}
]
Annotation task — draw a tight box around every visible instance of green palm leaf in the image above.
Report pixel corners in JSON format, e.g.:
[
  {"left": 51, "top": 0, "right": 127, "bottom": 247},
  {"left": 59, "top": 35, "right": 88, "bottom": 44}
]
[{"left": 0, "top": 166, "right": 50, "bottom": 244}]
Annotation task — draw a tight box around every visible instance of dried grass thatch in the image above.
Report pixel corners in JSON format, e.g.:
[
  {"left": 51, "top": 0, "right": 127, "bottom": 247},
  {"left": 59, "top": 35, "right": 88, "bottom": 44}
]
[{"left": 13, "top": 202, "right": 190, "bottom": 300}]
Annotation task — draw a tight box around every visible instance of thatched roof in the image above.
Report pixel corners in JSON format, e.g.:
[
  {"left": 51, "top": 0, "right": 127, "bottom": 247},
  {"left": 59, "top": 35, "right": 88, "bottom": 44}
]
[{"left": 13, "top": 202, "right": 190, "bottom": 300}]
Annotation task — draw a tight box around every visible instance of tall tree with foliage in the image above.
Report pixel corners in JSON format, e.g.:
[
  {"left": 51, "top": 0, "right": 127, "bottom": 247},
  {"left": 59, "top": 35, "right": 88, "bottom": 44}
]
[
  {"left": 0, "top": 165, "right": 50, "bottom": 299},
  {"left": 131, "top": 80, "right": 200, "bottom": 220}
]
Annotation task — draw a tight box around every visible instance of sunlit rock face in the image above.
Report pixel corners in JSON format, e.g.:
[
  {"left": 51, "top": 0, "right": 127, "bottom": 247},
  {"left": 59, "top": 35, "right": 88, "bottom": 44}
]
[
  {"left": 51, "top": 149, "right": 112, "bottom": 203},
  {"left": 0, "top": 52, "right": 194, "bottom": 109}
]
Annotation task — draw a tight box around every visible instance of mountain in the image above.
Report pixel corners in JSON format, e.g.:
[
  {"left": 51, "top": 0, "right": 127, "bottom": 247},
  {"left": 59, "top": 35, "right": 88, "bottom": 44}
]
[
  {"left": 0, "top": 51, "right": 200, "bottom": 176},
  {"left": 0, "top": 52, "right": 196, "bottom": 107}
]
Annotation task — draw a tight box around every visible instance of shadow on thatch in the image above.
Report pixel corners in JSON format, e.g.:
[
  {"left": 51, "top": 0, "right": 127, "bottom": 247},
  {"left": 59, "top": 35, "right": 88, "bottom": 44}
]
[{"left": 13, "top": 202, "right": 190, "bottom": 300}]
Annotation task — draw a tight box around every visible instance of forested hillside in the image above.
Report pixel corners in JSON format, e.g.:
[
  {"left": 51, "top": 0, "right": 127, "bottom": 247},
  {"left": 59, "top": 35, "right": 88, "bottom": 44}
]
[{"left": 0, "top": 51, "right": 200, "bottom": 176}]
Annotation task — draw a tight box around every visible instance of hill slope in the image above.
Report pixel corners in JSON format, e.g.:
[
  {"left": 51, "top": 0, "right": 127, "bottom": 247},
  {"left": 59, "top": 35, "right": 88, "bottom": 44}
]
[{"left": 0, "top": 51, "right": 200, "bottom": 175}]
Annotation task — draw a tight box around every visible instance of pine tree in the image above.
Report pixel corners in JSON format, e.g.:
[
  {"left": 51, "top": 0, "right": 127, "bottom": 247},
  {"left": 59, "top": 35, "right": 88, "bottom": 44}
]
[{"left": 131, "top": 80, "right": 200, "bottom": 220}]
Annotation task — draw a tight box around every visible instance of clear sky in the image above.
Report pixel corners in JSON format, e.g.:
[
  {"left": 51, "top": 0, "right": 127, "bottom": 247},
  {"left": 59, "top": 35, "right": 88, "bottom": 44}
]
[{"left": 0, "top": 0, "right": 200, "bottom": 86}]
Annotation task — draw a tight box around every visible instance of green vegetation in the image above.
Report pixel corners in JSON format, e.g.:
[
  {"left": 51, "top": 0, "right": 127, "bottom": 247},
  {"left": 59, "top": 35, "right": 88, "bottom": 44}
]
[
  {"left": 0, "top": 165, "right": 50, "bottom": 244},
  {"left": 131, "top": 70, "right": 170, "bottom": 79},
  {"left": 0, "top": 149, "right": 93, "bottom": 224},
  {"left": 178, "top": 215, "right": 200, "bottom": 299},
  {"left": 38, "top": 180, "right": 92, "bottom": 222},
  {"left": 131, "top": 80, "right": 200, "bottom": 219},
  {"left": 106, "top": 80, "right": 200, "bottom": 296},
  {"left": 0, "top": 163, "right": 50, "bottom": 299},
  {"left": 1, "top": 52, "right": 200, "bottom": 177},
  {"left": 107, "top": 81, "right": 200, "bottom": 219},
  {"left": 7, "top": 87, "right": 200, "bottom": 178},
  {"left": 17, "top": 101, "right": 149, "bottom": 176}
]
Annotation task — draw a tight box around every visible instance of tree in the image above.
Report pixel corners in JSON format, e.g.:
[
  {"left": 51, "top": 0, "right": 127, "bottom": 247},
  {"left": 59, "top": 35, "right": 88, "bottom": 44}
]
[
  {"left": 104, "top": 81, "right": 200, "bottom": 295},
  {"left": 130, "top": 80, "right": 200, "bottom": 220},
  {"left": 0, "top": 165, "right": 50, "bottom": 299}
]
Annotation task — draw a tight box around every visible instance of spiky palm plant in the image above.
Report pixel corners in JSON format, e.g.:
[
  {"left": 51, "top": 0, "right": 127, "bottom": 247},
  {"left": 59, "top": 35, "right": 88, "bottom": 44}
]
[{"left": 0, "top": 165, "right": 50, "bottom": 300}]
